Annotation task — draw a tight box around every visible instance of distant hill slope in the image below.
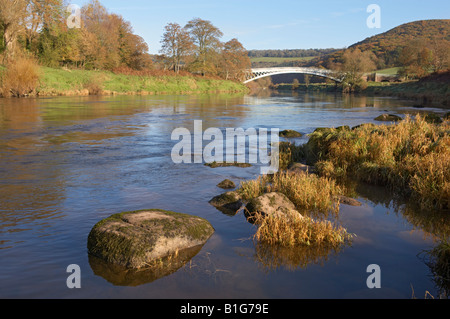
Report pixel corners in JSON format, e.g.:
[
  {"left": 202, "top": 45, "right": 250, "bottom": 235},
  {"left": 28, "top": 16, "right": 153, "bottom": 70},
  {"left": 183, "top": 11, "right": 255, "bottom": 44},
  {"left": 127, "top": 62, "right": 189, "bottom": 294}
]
[
  {"left": 323, "top": 19, "right": 450, "bottom": 68},
  {"left": 351, "top": 19, "right": 449, "bottom": 52}
]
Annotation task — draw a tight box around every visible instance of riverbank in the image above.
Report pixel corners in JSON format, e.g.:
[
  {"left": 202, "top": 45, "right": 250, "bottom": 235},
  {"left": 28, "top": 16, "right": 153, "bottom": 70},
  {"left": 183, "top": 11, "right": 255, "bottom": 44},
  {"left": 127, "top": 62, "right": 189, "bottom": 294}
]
[
  {"left": 1, "top": 66, "right": 249, "bottom": 97},
  {"left": 273, "top": 71, "right": 450, "bottom": 108}
]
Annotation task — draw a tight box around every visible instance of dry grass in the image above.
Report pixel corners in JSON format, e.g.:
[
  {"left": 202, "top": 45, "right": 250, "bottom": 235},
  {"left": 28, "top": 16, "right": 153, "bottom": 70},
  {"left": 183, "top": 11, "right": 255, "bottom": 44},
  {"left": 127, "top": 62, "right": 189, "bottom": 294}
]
[
  {"left": 1, "top": 56, "right": 40, "bottom": 97},
  {"left": 307, "top": 115, "right": 449, "bottom": 210},
  {"left": 252, "top": 210, "right": 353, "bottom": 248},
  {"left": 238, "top": 171, "right": 342, "bottom": 216}
]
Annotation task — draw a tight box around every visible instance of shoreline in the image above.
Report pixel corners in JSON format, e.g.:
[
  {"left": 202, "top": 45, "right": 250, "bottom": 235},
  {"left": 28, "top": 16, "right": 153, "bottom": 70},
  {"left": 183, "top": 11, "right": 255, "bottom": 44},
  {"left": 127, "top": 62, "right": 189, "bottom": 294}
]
[{"left": 0, "top": 66, "right": 250, "bottom": 99}]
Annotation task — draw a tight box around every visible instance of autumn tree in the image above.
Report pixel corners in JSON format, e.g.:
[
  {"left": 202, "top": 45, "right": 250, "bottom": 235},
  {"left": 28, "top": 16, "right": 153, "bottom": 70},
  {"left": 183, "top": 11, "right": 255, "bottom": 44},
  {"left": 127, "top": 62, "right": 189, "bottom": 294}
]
[
  {"left": 0, "top": 0, "right": 28, "bottom": 60},
  {"left": 184, "top": 18, "right": 223, "bottom": 76},
  {"left": 399, "top": 38, "right": 450, "bottom": 79},
  {"left": 218, "top": 38, "right": 251, "bottom": 81},
  {"left": 160, "top": 22, "right": 194, "bottom": 73},
  {"left": 334, "top": 48, "right": 377, "bottom": 92}
]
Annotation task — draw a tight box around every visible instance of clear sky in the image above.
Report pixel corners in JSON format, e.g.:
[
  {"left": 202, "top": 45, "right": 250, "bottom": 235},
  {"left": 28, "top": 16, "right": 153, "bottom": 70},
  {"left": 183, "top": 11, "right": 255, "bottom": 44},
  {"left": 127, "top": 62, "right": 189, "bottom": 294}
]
[{"left": 74, "top": 0, "right": 450, "bottom": 54}]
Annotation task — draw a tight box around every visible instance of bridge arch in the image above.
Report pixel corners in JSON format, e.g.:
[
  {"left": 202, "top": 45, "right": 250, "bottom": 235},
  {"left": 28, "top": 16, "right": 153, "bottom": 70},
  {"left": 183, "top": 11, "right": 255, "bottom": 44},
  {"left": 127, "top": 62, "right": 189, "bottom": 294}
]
[{"left": 243, "top": 67, "right": 343, "bottom": 84}]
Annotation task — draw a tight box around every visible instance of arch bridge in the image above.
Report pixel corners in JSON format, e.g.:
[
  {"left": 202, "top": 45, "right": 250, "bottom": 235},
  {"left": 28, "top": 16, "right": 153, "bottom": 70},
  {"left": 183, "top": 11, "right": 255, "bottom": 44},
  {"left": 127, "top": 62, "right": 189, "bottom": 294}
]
[{"left": 243, "top": 67, "right": 343, "bottom": 84}]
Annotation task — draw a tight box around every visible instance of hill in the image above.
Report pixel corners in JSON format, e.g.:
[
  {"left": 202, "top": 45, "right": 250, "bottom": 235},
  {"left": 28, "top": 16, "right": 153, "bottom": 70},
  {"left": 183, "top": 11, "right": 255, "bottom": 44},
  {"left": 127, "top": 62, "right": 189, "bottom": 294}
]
[{"left": 322, "top": 19, "right": 450, "bottom": 68}]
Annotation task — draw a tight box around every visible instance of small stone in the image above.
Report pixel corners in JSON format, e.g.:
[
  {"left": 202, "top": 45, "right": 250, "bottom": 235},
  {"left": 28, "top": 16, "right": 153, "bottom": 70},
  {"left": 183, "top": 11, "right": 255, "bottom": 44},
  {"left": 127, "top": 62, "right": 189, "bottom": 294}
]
[{"left": 217, "top": 179, "right": 236, "bottom": 189}]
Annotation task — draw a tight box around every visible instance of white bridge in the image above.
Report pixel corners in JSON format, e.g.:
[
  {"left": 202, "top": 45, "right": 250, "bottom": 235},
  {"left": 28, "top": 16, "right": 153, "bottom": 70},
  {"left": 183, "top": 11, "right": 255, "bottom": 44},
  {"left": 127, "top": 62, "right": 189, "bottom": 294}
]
[{"left": 243, "top": 67, "right": 343, "bottom": 84}]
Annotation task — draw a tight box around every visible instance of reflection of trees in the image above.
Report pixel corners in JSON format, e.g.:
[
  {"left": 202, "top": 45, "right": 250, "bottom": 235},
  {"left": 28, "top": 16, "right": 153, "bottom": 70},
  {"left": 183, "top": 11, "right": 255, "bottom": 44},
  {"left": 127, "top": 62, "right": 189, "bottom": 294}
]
[{"left": 253, "top": 241, "right": 348, "bottom": 272}]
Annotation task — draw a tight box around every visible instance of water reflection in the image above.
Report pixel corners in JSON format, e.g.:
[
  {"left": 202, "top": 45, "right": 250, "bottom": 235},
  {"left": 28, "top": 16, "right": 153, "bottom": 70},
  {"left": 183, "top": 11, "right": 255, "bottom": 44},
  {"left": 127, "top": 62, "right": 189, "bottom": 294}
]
[
  {"left": 253, "top": 241, "right": 348, "bottom": 272},
  {"left": 89, "top": 245, "right": 204, "bottom": 286}
]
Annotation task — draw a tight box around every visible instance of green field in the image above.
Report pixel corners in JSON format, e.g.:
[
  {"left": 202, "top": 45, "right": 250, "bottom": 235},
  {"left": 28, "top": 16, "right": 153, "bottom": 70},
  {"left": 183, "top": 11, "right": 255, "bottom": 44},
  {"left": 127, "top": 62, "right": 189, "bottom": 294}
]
[
  {"left": 35, "top": 67, "right": 248, "bottom": 96},
  {"left": 375, "top": 67, "right": 400, "bottom": 75}
]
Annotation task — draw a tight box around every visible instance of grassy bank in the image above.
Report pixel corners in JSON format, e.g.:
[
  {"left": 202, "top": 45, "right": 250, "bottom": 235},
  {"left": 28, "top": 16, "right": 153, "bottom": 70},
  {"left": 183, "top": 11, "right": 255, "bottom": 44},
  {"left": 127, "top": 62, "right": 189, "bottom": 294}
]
[
  {"left": 303, "top": 115, "right": 449, "bottom": 210},
  {"left": 1, "top": 65, "right": 249, "bottom": 97}
]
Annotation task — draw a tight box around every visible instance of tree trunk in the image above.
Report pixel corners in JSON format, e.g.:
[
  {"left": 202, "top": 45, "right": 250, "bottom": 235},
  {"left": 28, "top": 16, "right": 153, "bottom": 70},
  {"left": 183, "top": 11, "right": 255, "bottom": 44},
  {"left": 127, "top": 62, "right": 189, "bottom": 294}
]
[{"left": 3, "top": 25, "right": 17, "bottom": 61}]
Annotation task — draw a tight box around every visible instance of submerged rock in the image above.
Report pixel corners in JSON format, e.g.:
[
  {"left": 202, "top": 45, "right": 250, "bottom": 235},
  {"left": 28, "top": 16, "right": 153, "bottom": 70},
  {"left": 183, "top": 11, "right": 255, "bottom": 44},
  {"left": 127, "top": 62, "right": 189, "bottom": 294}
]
[
  {"left": 217, "top": 179, "right": 236, "bottom": 189},
  {"left": 209, "top": 191, "right": 243, "bottom": 213},
  {"left": 335, "top": 195, "right": 362, "bottom": 207},
  {"left": 244, "top": 192, "right": 302, "bottom": 222},
  {"left": 87, "top": 209, "right": 214, "bottom": 269},
  {"left": 280, "top": 130, "right": 303, "bottom": 138},
  {"left": 374, "top": 114, "right": 402, "bottom": 122},
  {"left": 205, "top": 161, "right": 252, "bottom": 168}
]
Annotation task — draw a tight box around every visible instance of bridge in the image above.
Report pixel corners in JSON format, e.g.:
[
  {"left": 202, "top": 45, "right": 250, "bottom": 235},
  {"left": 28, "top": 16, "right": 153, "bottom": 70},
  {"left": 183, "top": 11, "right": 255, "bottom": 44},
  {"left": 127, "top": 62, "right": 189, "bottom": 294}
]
[{"left": 243, "top": 67, "right": 344, "bottom": 84}]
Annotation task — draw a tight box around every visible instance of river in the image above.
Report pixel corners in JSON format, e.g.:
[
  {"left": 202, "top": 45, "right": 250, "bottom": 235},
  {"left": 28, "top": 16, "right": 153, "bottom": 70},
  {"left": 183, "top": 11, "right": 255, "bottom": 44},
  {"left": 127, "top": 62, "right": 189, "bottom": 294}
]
[{"left": 0, "top": 91, "right": 448, "bottom": 299}]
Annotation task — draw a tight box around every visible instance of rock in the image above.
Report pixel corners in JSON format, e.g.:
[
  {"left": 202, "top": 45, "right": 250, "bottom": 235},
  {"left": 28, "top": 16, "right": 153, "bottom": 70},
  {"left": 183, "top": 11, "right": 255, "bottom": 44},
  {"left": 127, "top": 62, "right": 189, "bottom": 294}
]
[
  {"left": 288, "top": 162, "right": 316, "bottom": 175},
  {"left": 205, "top": 161, "right": 252, "bottom": 168},
  {"left": 87, "top": 209, "right": 214, "bottom": 269},
  {"left": 244, "top": 192, "right": 302, "bottom": 222},
  {"left": 336, "top": 195, "right": 362, "bottom": 207},
  {"left": 335, "top": 125, "right": 350, "bottom": 131},
  {"left": 217, "top": 179, "right": 236, "bottom": 189},
  {"left": 280, "top": 130, "right": 303, "bottom": 138},
  {"left": 209, "top": 191, "right": 243, "bottom": 213},
  {"left": 374, "top": 114, "right": 402, "bottom": 122}
]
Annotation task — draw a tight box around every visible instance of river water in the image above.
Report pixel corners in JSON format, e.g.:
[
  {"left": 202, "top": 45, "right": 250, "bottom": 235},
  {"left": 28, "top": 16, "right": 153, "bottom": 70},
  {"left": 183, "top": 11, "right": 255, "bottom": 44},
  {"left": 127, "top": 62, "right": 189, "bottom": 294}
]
[{"left": 0, "top": 91, "right": 448, "bottom": 299}]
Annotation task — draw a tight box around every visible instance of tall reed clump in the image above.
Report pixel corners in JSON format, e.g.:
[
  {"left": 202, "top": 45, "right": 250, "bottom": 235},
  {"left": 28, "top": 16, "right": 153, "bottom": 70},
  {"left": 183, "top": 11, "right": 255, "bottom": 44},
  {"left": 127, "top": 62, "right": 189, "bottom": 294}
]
[
  {"left": 0, "top": 56, "right": 40, "bottom": 97},
  {"left": 238, "top": 171, "right": 342, "bottom": 216},
  {"left": 253, "top": 211, "right": 353, "bottom": 248},
  {"left": 307, "top": 115, "right": 449, "bottom": 210}
]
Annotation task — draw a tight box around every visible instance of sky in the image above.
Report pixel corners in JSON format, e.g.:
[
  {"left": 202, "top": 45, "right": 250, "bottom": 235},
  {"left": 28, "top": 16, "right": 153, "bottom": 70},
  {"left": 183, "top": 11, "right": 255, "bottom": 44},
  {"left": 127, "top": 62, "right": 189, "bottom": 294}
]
[{"left": 74, "top": 0, "right": 450, "bottom": 54}]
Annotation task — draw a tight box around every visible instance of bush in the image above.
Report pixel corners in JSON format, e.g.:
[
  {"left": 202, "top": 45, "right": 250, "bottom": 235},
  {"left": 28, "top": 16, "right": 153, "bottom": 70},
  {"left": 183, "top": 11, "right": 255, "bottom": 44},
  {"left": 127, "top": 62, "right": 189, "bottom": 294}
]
[{"left": 1, "top": 56, "right": 40, "bottom": 97}]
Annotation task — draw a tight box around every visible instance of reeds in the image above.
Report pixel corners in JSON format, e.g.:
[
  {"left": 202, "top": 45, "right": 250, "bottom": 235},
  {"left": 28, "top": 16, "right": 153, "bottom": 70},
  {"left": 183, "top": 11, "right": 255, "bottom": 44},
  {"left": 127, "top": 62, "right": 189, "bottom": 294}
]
[
  {"left": 238, "top": 171, "right": 342, "bottom": 216},
  {"left": 308, "top": 115, "right": 449, "bottom": 210},
  {"left": 253, "top": 210, "right": 353, "bottom": 248}
]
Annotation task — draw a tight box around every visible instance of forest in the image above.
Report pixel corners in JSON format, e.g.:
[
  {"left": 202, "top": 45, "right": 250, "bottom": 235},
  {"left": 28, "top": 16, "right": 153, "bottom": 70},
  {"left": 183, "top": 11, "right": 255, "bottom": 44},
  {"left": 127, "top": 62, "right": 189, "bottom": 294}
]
[{"left": 0, "top": 0, "right": 251, "bottom": 97}]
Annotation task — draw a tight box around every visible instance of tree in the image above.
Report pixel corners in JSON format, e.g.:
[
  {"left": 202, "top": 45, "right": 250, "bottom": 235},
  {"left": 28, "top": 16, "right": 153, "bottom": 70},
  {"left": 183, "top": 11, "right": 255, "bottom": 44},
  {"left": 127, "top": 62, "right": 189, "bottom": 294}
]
[
  {"left": 0, "top": 0, "right": 28, "bottom": 60},
  {"left": 335, "top": 48, "right": 377, "bottom": 92},
  {"left": 184, "top": 18, "right": 223, "bottom": 76},
  {"left": 218, "top": 38, "right": 251, "bottom": 81},
  {"left": 160, "top": 22, "right": 194, "bottom": 73}
]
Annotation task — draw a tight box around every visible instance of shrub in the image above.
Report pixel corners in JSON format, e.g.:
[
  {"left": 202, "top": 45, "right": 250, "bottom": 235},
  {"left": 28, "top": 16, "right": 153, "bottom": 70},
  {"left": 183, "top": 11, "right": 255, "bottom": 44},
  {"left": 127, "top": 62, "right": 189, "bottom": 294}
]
[{"left": 1, "top": 56, "right": 40, "bottom": 97}]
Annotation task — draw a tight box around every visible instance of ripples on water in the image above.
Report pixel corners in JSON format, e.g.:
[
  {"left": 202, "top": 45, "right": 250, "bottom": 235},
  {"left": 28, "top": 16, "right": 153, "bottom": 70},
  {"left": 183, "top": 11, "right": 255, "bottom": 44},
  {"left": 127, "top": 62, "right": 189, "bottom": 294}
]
[{"left": 0, "top": 92, "right": 448, "bottom": 298}]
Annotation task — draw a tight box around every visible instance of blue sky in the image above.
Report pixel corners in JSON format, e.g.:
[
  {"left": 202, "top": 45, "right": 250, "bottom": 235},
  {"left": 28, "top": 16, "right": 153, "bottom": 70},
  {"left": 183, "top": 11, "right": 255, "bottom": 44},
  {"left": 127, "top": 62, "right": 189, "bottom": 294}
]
[{"left": 74, "top": 0, "right": 450, "bottom": 54}]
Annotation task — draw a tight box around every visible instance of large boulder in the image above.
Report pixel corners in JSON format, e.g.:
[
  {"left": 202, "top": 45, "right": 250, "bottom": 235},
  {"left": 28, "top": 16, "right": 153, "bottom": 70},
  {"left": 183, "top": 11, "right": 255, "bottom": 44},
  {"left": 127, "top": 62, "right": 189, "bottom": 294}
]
[
  {"left": 244, "top": 192, "right": 302, "bottom": 222},
  {"left": 87, "top": 209, "right": 214, "bottom": 269}
]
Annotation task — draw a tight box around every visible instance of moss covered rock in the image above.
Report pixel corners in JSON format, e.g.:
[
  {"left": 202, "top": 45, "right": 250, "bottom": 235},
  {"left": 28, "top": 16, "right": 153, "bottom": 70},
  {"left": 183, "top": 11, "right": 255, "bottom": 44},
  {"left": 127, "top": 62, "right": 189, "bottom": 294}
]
[
  {"left": 209, "top": 191, "right": 243, "bottom": 213},
  {"left": 87, "top": 209, "right": 214, "bottom": 269},
  {"left": 217, "top": 179, "right": 236, "bottom": 189}
]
